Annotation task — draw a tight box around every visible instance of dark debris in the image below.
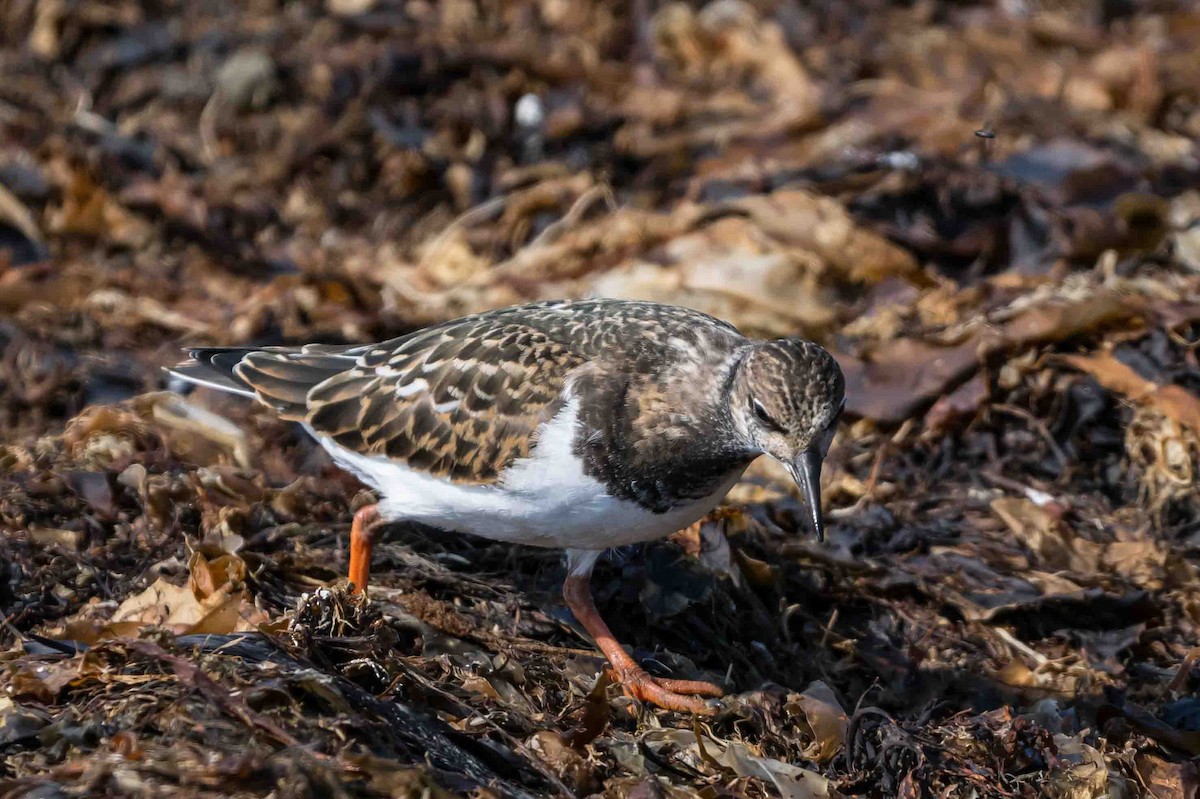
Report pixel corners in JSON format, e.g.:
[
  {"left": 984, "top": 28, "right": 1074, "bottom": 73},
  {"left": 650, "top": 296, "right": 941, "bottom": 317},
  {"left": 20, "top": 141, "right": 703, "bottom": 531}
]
[{"left": 3, "top": 0, "right": 1200, "bottom": 797}]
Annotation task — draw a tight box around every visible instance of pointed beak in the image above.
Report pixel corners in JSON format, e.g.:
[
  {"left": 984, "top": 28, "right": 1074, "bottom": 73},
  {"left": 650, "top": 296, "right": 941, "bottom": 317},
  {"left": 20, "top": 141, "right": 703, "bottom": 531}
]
[{"left": 789, "top": 447, "right": 825, "bottom": 542}]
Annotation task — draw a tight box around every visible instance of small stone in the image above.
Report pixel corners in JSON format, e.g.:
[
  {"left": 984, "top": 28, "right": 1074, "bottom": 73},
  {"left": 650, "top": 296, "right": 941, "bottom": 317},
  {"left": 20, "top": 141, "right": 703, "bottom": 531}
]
[{"left": 215, "top": 49, "right": 279, "bottom": 111}]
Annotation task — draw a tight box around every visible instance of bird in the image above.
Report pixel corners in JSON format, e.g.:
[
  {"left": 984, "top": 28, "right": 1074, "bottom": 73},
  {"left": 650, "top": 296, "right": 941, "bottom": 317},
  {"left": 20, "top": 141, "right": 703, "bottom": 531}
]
[{"left": 169, "top": 298, "right": 845, "bottom": 714}]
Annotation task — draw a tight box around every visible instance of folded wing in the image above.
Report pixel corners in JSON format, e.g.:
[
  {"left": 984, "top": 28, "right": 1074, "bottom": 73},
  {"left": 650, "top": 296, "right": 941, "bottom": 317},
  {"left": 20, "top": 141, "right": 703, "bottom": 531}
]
[{"left": 170, "top": 320, "right": 586, "bottom": 483}]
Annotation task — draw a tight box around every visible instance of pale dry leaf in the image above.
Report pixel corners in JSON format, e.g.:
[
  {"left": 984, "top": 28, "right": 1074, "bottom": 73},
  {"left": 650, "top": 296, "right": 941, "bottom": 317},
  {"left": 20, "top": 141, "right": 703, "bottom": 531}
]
[
  {"left": 710, "top": 737, "right": 830, "bottom": 799},
  {"left": 728, "top": 190, "right": 919, "bottom": 285},
  {"left": 109, "top": 552, "right": 267, "bottom": 636},
  {"left": 111, "top": 578, "right": 208, "bottom": 629},
  {"left": 643, "top": 729, "right": 830, "bottom": 799},
  {"left": 589, "top": 218, "right": 835, "bottom": 338}
]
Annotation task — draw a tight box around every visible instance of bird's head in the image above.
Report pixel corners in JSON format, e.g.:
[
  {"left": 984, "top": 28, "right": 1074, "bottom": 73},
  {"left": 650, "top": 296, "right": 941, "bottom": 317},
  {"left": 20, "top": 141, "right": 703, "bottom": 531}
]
[{"left": 729, "top": 339, "right": 845, "bottom": 541}]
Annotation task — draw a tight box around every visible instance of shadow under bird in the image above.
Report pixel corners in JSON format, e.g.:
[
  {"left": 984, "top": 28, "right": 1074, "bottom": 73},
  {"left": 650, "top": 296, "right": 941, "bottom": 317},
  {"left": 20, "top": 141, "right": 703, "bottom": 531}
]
[{"left": 170, "top": 298, "right": 845, "bottom": 714}]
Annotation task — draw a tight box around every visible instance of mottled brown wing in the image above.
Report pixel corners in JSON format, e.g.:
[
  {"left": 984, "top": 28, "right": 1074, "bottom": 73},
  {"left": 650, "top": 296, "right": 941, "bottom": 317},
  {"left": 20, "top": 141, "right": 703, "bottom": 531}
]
[{"left": 237, "top": 320, "right": 588, "bottom": 484}]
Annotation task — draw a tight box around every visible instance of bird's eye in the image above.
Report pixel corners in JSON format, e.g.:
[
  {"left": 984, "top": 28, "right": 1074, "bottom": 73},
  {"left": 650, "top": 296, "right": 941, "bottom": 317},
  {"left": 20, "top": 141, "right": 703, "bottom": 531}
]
[{"left": 751, "top": 398, "right": 784, "bottom": 432}]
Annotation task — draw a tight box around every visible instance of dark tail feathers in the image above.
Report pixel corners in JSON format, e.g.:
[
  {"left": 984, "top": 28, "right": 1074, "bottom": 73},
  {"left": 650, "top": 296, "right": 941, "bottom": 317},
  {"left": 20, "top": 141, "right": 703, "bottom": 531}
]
[
  {"left": 167, "top": 348, "right": 260, "bottom": 399},
  {"left": 167, "top": 345, "right": 361, "bottom": 421}
]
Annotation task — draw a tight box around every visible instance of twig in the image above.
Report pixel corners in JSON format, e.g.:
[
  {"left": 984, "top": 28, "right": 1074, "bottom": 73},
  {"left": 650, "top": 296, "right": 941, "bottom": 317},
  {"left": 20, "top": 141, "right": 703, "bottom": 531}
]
[
  {"left": 979, "top": 470, "right": 1057, "bottom": 507},
  {"left": 0, "top": 606, "right": 27, "bottom": 647},
  {"left": 528, "top": 183, "right": 616, "bottom": 249},
  {"left": 418, "top": 195, "right": 509, "bottom": 269},
  {"left": 993, "top": 627, "right": 1049, "bottom": 667},
  {"left": 991, "top": 404, "right": 1069, "bottom": 472}
]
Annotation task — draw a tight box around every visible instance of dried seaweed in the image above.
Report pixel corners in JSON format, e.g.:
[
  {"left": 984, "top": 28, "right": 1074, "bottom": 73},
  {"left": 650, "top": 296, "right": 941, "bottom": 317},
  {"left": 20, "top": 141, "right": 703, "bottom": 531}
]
[{"left": 3, "top": 1, "right": 1200, "bottom": 797}]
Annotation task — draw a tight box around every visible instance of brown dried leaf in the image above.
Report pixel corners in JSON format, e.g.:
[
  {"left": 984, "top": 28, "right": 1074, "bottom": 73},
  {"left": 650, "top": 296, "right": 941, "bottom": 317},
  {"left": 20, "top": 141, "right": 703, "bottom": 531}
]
[
  {"left": 999, "top": 293, "right": 1134, "bottom": 349},
  {"left": 839, "top": 340, "right": 978, "bottom": 424},
  {"left": 7, "top": 659, "right": 81, "bottom": 702},
  {"left": 188, "top": 551, "right": 247, "bottom": 601},
  {"left": 645, "top": 729, "right": 830, "bottom": 799},
  {"left": 1135, "top": 753, "right": 1200, "bottom": 799},
  {"left": 709, "top": 737, "right": 830, "bottom": 799},
  {"left": 528, "top": 730, "right": 595, "bottom": 793},
  {"left": 184, "top": 593, "right": 249, "bottom": 636},
  {"left": 925, "top": 373, "right": 990, "bottom": 436},
  {"left": 563, "top": 671, "right": 613, "bottom": 750},
  {"left": 990, "top": 497, "right": 1096, "bottom": 573},
  {"left": 1063, "top": 353, "right": 1200, "bottom": 434},
  {"left": 48, "top": 167, "right": 151, "bottom": 247},
  {"left": 793, "top": 681, "right": 848, "bottom": 762}
]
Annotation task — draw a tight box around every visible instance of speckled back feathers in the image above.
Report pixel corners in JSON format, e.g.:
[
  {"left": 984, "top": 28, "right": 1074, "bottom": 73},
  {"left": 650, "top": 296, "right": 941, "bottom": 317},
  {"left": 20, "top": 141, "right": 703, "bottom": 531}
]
[
  {"left": 177, "top": 301, "right": 743, "bottom": 484},
  {"left": 172, "top": 299, "right": 844, "bottom": 506}
]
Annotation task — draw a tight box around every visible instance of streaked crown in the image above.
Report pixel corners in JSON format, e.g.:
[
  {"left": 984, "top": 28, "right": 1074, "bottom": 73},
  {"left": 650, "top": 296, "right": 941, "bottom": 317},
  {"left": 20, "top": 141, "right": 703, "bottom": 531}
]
[{"left": 733, "top": 338, "right": 845, "bottom": 450}]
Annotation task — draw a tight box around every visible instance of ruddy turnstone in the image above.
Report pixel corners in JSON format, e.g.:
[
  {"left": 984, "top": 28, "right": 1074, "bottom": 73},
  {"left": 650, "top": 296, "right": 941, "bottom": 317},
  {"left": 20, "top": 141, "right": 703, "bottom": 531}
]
[{"left": 170, "top": 299, "right": 845, "bottom": 714}]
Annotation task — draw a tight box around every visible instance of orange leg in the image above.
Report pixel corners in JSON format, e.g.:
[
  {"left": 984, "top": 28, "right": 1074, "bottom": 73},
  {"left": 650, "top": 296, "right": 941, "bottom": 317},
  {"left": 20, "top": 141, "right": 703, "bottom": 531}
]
[
  {"left": 348, "top": 504, "right": 382, "bottom": 594},
  {"left": 563, "top": 571, "right": 723, "bottom": 715}
]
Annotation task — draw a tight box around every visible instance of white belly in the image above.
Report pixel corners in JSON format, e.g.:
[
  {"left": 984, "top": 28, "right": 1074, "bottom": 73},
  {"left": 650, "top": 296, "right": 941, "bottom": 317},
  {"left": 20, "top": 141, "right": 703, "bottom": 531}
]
[{"left": 306, "top": 395, "right": 746, "bottom": 550}]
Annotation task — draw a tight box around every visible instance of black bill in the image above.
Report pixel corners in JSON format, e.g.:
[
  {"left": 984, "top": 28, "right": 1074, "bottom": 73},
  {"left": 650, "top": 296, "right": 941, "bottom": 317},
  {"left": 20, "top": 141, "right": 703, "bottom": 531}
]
[{"left": 789, "top": 447, "right": 825, "bottom": 542}]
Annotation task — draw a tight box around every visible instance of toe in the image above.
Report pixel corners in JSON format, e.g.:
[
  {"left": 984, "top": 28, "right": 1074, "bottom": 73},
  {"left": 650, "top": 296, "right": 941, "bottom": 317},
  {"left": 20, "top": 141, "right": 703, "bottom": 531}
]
[
  {"left": 616, "top": 671, "right": 720, "bottom": 714},
  {"left": 629, "top": 680, "right": 714, "bottom": 714},
  {"left": 651, "top": 677, "right": 724, "bottom": 697}
]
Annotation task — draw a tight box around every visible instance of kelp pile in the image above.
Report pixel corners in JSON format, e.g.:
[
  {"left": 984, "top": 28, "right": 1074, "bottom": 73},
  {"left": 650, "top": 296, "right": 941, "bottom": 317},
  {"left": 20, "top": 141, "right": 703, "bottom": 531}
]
[{"left": 2, "top": 1, "right": 1199, "bottom": 796}]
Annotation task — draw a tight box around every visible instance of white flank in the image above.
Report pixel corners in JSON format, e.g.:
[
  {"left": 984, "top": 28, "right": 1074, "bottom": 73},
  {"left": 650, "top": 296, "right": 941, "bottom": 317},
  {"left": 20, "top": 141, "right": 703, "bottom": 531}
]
[{"left": 307, "top": 390, "right": 746, "bottom": 551}]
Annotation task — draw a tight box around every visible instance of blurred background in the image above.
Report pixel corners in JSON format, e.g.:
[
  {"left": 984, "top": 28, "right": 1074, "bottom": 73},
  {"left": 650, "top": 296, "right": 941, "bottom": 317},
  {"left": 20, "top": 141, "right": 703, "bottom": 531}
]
[{"left": 1, "top": 1, "right": 1199, "bottom": 797}]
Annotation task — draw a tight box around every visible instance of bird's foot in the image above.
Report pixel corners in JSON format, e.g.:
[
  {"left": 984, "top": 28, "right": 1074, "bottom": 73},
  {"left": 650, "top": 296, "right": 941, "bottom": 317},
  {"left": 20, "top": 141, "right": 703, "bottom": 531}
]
[
  {"left": 610, "top": 667, "right": 723, "bottom": 715},
  {"left": 562, "top": 564, "right": 723, "bottom": 715}
]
